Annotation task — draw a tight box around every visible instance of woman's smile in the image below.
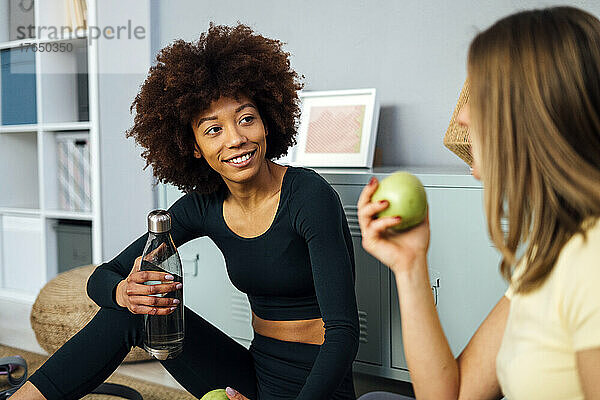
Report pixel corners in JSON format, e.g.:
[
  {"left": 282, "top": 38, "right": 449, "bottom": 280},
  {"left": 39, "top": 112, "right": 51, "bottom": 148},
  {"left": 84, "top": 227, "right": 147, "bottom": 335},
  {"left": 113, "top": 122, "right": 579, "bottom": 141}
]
[{"left": 223, "top": 149, "right": 257, "bottom": 168}]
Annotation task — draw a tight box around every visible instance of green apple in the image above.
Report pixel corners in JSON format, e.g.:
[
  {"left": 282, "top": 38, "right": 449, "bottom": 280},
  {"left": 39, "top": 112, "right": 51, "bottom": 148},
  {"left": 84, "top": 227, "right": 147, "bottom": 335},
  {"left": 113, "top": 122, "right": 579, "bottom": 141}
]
[
  {"left": 200, "top": 389, "right": 229, "bottom": 400},
  {"left": 371, "top": 171, "right": 427, "bottom": 231}
]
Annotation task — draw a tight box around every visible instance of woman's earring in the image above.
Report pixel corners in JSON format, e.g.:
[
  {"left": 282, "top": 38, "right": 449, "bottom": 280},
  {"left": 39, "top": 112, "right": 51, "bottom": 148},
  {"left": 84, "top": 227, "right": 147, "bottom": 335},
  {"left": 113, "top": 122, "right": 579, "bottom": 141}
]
[{"left": 193, "top": 145, "right": 202, "bottom": 159}]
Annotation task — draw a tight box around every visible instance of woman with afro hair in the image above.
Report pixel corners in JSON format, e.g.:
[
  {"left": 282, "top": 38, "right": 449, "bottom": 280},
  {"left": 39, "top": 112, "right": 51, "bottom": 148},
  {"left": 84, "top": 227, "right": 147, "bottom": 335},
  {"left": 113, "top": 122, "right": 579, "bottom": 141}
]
[{"left": 15, "top": 23, "right": 360, "bottom": 400}]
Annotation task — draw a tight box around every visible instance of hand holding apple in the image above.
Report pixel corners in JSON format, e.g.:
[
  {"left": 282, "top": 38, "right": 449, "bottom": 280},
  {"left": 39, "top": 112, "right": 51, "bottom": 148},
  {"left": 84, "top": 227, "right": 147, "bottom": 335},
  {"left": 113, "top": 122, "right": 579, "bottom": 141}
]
[
  {"left": 357, "top": 173, "right": 430, "bottom": 274},
  {"left": 371, "top": 171, "right": 427, "bottom": 231}
]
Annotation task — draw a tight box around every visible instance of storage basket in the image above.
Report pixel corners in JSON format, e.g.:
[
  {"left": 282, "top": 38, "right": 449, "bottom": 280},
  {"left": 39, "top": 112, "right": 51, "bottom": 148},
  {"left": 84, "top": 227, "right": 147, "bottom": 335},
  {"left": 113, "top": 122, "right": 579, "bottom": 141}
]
[
  {"left": 56, "top": 132, "right": 91, "bottom": 212},
  {"left": 443, "top": 80, "right": 472, "bottom": 166},
  {"left": 30, "top": 265, "right": 152, "bottom": 363}
]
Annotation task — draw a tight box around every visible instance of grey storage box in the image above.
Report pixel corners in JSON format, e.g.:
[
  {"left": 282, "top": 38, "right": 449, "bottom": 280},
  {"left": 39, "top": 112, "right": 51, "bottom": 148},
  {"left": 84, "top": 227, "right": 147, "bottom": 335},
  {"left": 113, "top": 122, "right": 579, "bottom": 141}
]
[{"left": 55, "top": 220, "right": 92, "bottom": 273}]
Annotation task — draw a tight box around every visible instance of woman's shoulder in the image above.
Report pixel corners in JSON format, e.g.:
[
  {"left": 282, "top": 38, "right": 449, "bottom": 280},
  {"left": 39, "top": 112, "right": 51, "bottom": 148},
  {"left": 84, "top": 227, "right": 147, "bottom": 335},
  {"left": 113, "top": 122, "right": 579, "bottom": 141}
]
[
  {"left": 555, "top": 218, "right": 600, "bottom": 350},
  {"left": 283, "top": 166, "right": 344, "bottom": 221},
  {"left": 561, "top": 218, "right": 599, "bottom": 263},
  {"left": 168, "top": 188, "right": 221, "bottom": 217},
  {"left": 285, "top": 166, "right": 335, "bottom": 194},
  {"left": 555, "top": 217, "right": 600, "bottom": 286},
  {"left": 511, "top": 218, "right": 600, "bottom": 300}
]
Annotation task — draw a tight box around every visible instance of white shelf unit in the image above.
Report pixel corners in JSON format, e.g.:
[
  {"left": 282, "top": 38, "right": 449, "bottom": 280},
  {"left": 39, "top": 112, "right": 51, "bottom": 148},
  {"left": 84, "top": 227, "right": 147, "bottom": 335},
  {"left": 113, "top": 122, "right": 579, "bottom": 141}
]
[{"left": 0, "top": 0, "right": 101, "bottom": 302}]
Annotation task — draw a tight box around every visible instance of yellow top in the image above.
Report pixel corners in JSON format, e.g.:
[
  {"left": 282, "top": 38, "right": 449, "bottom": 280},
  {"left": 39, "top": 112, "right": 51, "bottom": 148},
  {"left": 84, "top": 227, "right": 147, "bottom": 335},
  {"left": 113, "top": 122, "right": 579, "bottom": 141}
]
[{"left": 496, "top": 218, "right": 600, "bottom": 399}]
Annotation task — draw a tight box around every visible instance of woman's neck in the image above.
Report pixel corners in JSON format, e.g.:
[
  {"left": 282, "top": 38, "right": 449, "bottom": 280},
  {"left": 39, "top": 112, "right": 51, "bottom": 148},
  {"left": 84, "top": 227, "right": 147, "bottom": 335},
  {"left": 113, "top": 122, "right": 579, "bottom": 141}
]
[{"left": 223, "top": 160, "right": 285, "bottom": 212}]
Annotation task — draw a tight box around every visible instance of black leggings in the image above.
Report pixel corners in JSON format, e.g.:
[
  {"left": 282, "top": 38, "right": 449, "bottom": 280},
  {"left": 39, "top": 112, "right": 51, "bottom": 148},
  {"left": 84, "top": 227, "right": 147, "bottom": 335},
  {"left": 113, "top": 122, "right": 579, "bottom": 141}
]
[{"left": 28, "top": 306, "right": 356, "bottom": 400}]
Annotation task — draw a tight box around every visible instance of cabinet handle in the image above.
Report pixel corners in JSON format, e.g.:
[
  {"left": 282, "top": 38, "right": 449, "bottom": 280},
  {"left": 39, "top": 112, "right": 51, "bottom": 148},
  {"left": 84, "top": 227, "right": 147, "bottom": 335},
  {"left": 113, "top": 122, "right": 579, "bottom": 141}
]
[
  {"left": 429, "top": 268, "right": 441, "bottom": 307},
  {"left": 183, "top": 254, "right": 199, "bottom": 277},
  {"left": 431, "top": 278, "right": 440, "bottom": 307}
]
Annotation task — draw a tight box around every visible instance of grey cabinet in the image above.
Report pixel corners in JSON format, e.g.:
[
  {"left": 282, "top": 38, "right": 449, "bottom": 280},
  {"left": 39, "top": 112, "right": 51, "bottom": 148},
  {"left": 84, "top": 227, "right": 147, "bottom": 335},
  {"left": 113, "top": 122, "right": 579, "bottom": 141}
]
[{"left": 333, "top": 185, "right": 384, "bottom": 366}]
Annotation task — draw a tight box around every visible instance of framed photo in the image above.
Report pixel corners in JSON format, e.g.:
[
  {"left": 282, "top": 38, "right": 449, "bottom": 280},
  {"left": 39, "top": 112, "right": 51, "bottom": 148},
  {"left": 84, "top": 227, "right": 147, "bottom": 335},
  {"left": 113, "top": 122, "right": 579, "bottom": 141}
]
[{"left": 289, "top": 88, "right": 379, "bottom": 168}]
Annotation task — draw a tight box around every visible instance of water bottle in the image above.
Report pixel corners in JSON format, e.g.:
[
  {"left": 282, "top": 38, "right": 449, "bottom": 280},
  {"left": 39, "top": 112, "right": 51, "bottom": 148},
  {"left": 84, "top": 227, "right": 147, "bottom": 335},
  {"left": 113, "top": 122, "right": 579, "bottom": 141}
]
[{"left": 140, "top": 210, "right": 184, "bottom": 360}]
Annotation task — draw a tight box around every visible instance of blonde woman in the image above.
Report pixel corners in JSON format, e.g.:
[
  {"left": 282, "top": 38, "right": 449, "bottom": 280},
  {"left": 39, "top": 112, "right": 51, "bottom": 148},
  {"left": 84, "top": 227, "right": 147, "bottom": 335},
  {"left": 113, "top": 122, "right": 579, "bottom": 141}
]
[{"left": 357, "top": 6, "right": 600, "bottom": 400}]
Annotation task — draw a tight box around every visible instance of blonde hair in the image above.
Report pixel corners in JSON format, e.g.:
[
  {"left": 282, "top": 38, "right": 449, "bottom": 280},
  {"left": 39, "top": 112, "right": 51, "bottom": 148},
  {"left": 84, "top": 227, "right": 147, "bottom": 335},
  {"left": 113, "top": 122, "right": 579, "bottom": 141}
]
[{"left": 467, "top": 6, "right": 600, "bottom": 293}]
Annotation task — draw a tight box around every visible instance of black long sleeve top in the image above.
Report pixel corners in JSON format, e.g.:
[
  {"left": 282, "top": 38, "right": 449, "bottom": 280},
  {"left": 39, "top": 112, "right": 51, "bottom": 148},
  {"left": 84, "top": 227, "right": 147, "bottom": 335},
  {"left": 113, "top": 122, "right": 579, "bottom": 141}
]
[{"left": 87, "top": 166, "right": 360, "bottom": 399}]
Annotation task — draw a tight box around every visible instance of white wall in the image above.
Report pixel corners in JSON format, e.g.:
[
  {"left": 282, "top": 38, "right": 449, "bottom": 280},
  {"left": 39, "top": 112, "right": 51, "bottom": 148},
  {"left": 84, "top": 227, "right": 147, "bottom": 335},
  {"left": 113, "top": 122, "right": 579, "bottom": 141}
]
[{"left": 97, "top": 0, "right": 156, "bottom": 260}]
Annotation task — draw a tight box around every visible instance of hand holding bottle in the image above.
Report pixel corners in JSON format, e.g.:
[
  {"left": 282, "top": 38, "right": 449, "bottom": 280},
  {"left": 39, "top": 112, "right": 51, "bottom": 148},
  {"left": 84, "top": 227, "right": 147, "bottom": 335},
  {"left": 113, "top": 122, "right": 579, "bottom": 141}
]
[
  {"left": 139, "top": 210, "right": 185, "bottom": 359},
  {"left": 116, "top": 251, "right": 181, "bottom": 315}
]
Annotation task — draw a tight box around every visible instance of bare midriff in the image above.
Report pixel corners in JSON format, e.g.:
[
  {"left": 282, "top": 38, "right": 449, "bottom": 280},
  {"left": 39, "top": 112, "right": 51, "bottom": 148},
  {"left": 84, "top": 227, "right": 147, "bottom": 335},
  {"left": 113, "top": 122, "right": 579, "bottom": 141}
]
[{"left": 251, "top": 311, "right": 325, "bottom": 345}]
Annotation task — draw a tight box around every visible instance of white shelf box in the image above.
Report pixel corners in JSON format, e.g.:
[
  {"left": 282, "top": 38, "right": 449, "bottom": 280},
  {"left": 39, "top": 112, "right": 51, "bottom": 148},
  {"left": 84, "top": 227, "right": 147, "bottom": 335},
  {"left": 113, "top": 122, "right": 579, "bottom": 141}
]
[
  {"left": 39, "top": 37, "right": 88, "bottom": 124},
  {"left": 0, "top": 214, "right": 44, "bottom": 294},
  {"left": 0, "top": 131, "right": 39, "bottom": 209},
  {"left": 0, "top": 0, "right": 36, "bottom": 44},
  {"left": 42, "top": 130, "right": 91, "bottom": 213},
  {"left": 0, "top": 0, "right": 101, "bottom": 302}
]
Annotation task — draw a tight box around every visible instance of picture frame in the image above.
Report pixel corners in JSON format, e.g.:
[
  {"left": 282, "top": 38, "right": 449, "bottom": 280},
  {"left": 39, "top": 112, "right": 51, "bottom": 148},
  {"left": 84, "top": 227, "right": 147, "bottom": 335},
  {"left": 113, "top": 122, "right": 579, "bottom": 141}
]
[{"left": 280, "top": 88, "right": 379, "bottom": 168}]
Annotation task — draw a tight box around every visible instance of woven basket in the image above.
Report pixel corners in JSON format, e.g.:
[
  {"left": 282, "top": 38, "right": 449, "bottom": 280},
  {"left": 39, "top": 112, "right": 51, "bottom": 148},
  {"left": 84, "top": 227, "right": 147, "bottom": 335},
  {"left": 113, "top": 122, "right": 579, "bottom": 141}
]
[
  {"left": 30, "top": 265, "right": 152, "bottom": 363},
  {"left": 444, "top": 80, "right": 472, "bottom": 166}
]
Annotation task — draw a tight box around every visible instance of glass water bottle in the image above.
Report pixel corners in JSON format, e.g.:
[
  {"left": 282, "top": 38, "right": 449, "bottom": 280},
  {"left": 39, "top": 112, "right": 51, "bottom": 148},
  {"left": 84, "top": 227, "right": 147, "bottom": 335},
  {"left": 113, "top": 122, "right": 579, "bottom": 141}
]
[{"left": 140, "top": 210, "right": 184, "bottom": 360}]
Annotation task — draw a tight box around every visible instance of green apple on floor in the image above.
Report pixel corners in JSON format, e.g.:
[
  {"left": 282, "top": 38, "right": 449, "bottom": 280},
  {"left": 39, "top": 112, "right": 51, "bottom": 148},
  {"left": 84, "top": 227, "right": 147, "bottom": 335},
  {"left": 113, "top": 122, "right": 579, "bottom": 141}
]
[{"left": 200, "top": 388, "right": 229, "bottom": 400}]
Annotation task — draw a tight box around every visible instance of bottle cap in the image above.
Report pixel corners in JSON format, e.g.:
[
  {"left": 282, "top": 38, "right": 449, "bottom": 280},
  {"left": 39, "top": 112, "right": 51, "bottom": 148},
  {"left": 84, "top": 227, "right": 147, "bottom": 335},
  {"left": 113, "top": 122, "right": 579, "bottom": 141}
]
[{"left": 147, "top": 210, "right": 171, "bottom": 233}]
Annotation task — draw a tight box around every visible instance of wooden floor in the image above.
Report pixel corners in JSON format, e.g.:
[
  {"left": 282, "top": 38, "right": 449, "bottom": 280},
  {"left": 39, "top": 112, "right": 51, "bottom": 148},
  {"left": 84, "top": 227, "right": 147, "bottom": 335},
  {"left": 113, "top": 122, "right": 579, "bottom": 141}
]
[{"left": 0, "top": 297, "right": 414, "bottom": 397}]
